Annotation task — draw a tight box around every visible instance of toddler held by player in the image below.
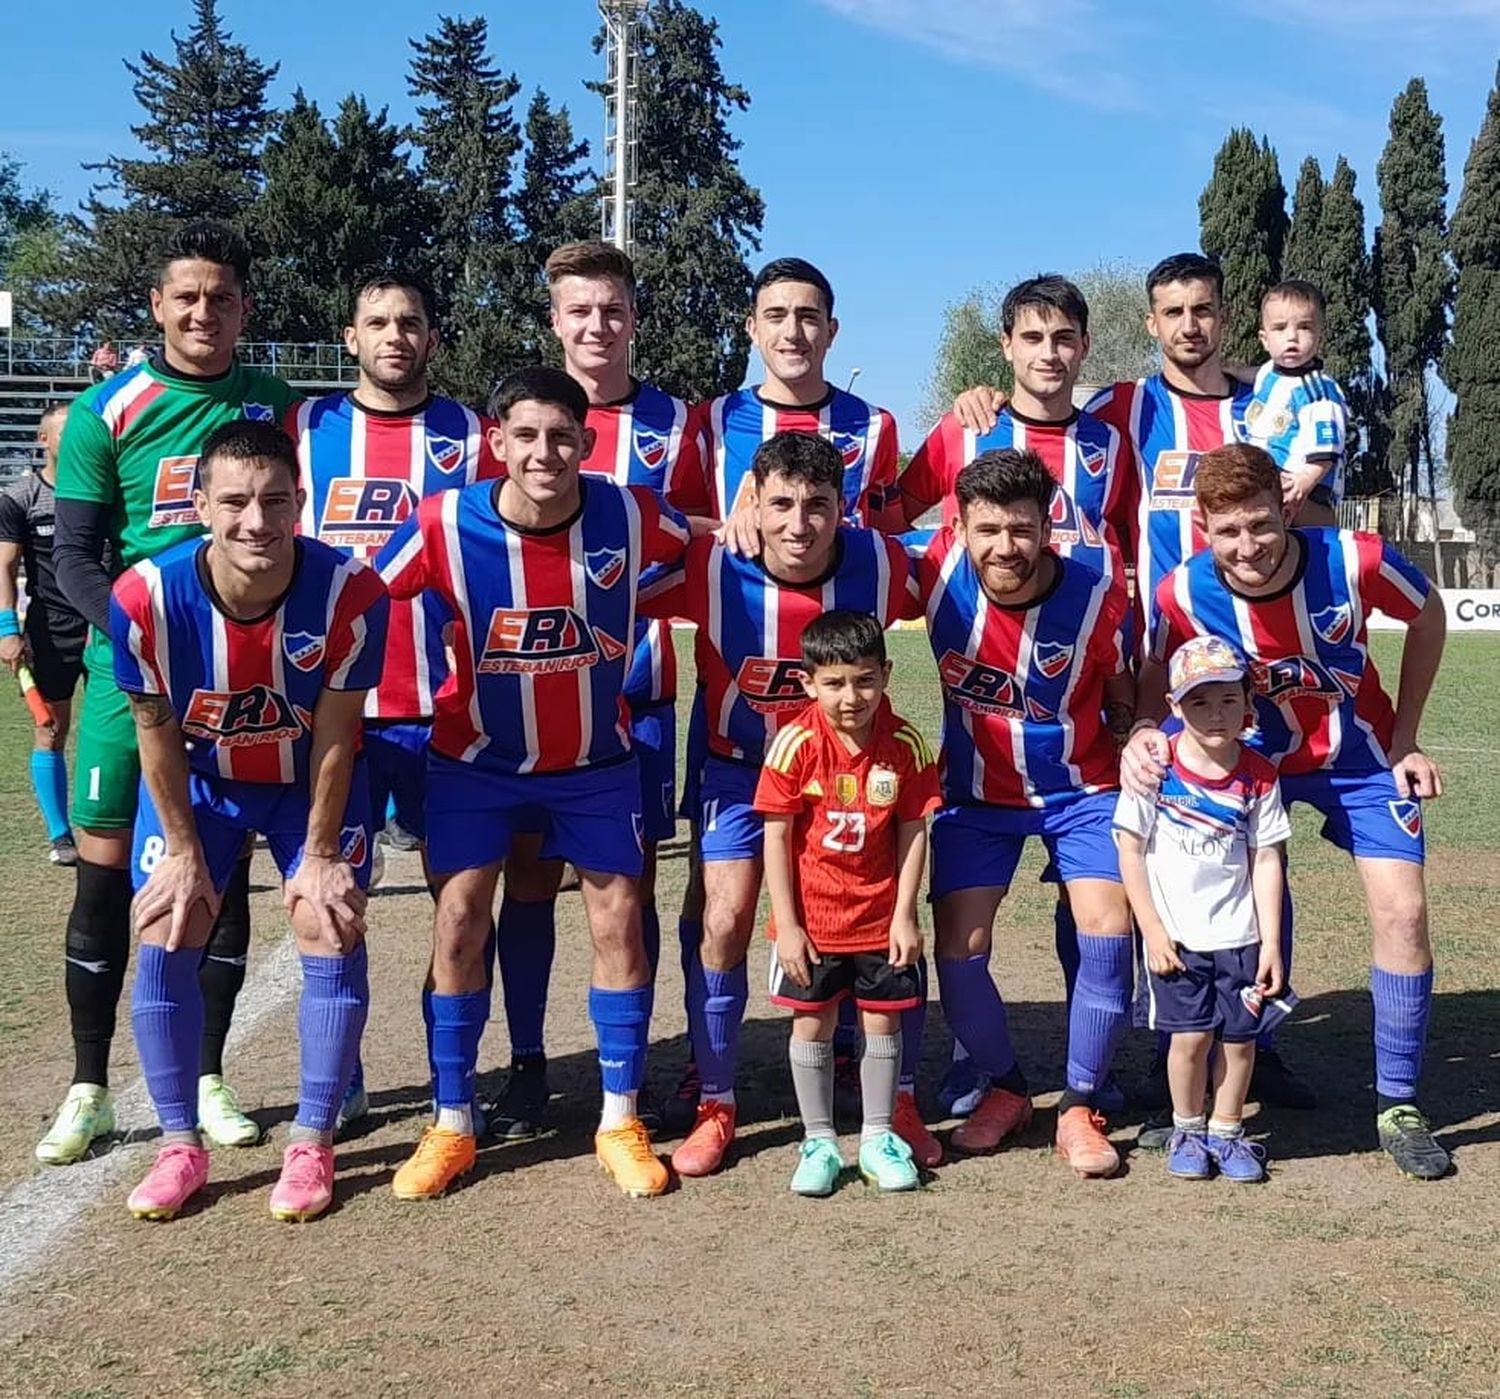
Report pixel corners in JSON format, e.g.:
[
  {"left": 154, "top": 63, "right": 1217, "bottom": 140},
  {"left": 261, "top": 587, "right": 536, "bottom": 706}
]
[
  {"left": 1245, "top": 279, "right": 1349, "bottom": 527},
  {"left": 1114, "top": 637, "right": 1292, "bottom": 1183},
  {"left": 754, "top": 610, "right": 940, "bottom": 1196}
]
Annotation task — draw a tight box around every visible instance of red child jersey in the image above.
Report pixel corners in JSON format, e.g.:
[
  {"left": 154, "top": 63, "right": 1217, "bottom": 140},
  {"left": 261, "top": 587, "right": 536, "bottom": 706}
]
[{"left": 753, "top": 698, "right": 941, "bottom": 954}]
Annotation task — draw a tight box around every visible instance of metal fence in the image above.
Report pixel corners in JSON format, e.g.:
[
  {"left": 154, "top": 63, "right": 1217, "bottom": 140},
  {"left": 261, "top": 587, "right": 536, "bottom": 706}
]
[{"left": 1, "top": 336, "right": 356, "bottom": 385}]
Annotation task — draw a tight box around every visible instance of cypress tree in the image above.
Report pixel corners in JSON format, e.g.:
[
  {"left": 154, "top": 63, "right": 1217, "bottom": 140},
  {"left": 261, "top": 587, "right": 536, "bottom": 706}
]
[
  {"left": 1283, "top": 156, "right": 1325, "bottom": 282},
  {"left": 1199, "top": 128, "right": 1288, "bottom": 364},
  {"left": 1446, "top": 63, "right": 1500, "bottom": 559}
]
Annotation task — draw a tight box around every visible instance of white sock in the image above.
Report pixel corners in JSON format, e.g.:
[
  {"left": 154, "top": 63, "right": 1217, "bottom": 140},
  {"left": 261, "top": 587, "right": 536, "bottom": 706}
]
[
  {"left": 701, "top": 1089, "right": 735, "bottom": 1108},
  {"left": 1208, "top": 1118, "right": 1243, "bottom": 1139},
  {"left": 436, "top": 1103, "right": 473, "bottom": 1135},
  {"left": 600, "top": 1090, "right": 638, "bottom": 1130}
]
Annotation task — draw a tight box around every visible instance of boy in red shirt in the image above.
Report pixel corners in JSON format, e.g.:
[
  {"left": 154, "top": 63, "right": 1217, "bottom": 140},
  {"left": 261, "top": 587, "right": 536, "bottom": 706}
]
[{"left": 754, "top": 610, "right": 941, "bottom": 1195}]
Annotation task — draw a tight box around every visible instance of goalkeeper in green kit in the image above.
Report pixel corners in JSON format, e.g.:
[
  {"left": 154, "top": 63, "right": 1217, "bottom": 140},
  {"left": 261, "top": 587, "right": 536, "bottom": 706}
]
[{"left": 42, "top": 222, "right": 300, "bottom": 1164}]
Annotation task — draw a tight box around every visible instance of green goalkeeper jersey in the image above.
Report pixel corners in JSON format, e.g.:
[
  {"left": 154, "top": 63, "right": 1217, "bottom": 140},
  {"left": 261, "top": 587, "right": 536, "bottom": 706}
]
[{"left": 56, "top": 353, "right": 301, "bottom": 568}]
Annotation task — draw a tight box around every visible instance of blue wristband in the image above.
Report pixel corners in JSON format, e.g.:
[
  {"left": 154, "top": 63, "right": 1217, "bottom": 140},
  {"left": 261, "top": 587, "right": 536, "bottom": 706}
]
[{"left": 0, "top": 609, "right": 19, "bottom": 639}]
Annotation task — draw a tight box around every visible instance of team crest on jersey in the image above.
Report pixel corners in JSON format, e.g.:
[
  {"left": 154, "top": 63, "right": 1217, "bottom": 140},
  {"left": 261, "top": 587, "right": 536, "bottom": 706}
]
[
  {"left": 1388, "top": 800, "right": 1422, "bottom": 840},
  {"left": 1151, "top": 451, "right": 1200, "bottom": 510},
  {"left": 937, "top": 649, "right": 1023, "bottom": 719},
  {"left": 735, "top": 657, "right": 809, "bottom": 714},
  {"left": 319, "top": 478, "right": 419, "bottom": 549},
  {"left": 1033, "top": 641, "right": 1074, "bottom": 681},
  {"left": 282, "top": 631, "right": 326, "bottom": 672},
  {"left": 1311, "top": 603, "right": 1353, "bottom": 645},
  {"left": 149, "top": 455, "right": 202, "bottom": 528},
  {"left": 340, "top": 824, "right": 369, "bottom": 868},
  {"left": 585, "top": 546, "right": 627, "bottom": 590},
  {"left": 182, "top": 686, "right": 305, "bottom": 747},
  {"left": 241, "top": 403, "right": 275, "bottom": 423},
  {"left": 867, "top": 766, "right": 898, "bottom": 807},
  {"left": 834, "top": 773, "right": 859, "bottom": 806},
  {"left": 633, "top": 428, "right": 670, "bottom": 471},
  {"left": 1075, "top": 441, "right": 1107, "bottom": 478},
  {"left": 426, "top": 435, "right": 465, "bottom": 474},
  {"left": 829, "top": 430, "right": 865, "bottom": 469},
  {"left": 478, "top": 607, "right": 622, "bottom": 674},
  {"left": 1249, "top": 656, "right": 1344, "bottom": 703}
]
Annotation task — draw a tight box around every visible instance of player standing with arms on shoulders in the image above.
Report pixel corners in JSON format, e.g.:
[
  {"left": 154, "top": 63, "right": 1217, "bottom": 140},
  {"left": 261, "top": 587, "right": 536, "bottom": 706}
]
[
  {"left": 45, "top": 222, "right": 301, "bottom": 1166},
  {"left": 377, "top": 367, "right": 690, "bottom": 1200},
  {"left": 111, "top": 421, "right": 388, "bottom": 1221}
]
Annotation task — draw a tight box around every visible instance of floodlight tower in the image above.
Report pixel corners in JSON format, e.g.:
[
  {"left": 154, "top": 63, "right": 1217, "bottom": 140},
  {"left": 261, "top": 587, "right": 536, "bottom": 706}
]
[{"left": 600, "top": 0, "right": 647, "bottom": 254}]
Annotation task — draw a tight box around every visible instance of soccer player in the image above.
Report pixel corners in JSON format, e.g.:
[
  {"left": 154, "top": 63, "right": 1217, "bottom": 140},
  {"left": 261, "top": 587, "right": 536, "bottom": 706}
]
[
  {"left": 1123, "top": 442, "right": 1451, "bottom": 1180},
  {"left": 919, "top": 449, "right": 1135, "bottom": 1177},
  {"left": 1245, "top": 279, "right": 1347, "bottom": 527},
  {"left": 638, "top": 431, "right": 923, "bottom": 1178},
  {"left": 757, "top": 610, "right": 941, "bottom": 1196},
  {"left": 377, "top": 366, "right": 689, "bottom": 1200},
  {"left": 289, "top": 267, "right": 502, "bottom": 1128},
  {"left": 0, "top": 402, "right": 84, "bottom": 866},
  {"left": 46, "top": 221, "right": 301, "bottom": 1165},
  {"left": 486, "top": 240, "right": 699, "bottom": 1141},
  {"left": 111, "top": 420, "right": 388, "bottom": 1221}
]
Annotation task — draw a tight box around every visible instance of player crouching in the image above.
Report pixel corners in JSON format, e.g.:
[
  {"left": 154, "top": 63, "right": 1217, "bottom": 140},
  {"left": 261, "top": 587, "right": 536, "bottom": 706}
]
[
  {"left": 757, "top": 611, "right": 941, "bottom": 1195},
  {"left": 111, "top": 421, "right": 389, "bottom": 1222}
]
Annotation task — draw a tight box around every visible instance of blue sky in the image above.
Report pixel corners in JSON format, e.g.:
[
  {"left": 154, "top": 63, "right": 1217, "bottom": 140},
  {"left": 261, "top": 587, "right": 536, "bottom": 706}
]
[{"left": 2, "top": 0, "right": 1498, "bottom": 430}]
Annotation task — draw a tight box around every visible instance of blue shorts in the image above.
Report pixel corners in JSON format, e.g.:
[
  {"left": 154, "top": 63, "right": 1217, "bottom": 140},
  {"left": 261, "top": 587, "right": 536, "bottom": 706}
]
[
  {"left": 365, "top": 720, "right": 430, "bottom": 841},
  {"left": 132, "top": 762, "right": 373, "bottom": 893},
  {"left": 1143, "top": 944, "right": 1262, "bottom": 1042},
  {"left": 631, "top": 702, "right": 677, "bottom": 845},
  {"left": 699, "top": 755, "right": 763, "bottom": 863},
  {"left": 679, "top": 685, "right": 709, "bottom": 822},
  {"left": 424, "top": 751, "right": 644, "bottom": 878},
  {"left": 930, "top": 791, "right": 1121, "bottom": 899},
  {"left": 1280, "top": 768, "right": 1425, "bottom": 865}
]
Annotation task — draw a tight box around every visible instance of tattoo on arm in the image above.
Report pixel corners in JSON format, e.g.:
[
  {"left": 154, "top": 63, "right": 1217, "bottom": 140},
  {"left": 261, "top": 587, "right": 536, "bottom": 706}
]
[{"left": 128, "top": 693, "right": 177, "bottom": 730}]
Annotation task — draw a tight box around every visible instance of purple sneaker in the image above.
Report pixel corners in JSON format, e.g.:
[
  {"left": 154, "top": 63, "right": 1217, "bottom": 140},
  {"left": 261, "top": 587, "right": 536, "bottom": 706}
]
[
  {"left": 1166, "top": 1130, "right": 1211, "bottom": 1180},
  {"left": 1207, "top": 1133, "right": 1267, "bottom": 1182}
]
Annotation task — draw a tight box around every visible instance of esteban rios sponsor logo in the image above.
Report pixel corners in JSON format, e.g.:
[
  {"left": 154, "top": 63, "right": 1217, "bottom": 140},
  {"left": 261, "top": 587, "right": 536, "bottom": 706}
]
[
  {"left": 478, "top": 607, "right": 624, "bottom": 674},
  {"left": 1048, "top": 487, "right": 1102, "bottom": 550},
  {"left": 182, "top": 686, "right": 308, "bottom": 747},
  {"left": 1150, "top": 451, "right": 1200, "bottom": 511},
  {"left": 734, "top": 656, "right": 809, "bottom": 714},
  {"left": 282, "top": 631, "right": 326, "bottom": 672},
  {"left": 149, "top": 455, "right": 201, "bottom": 528},
  {"left": 318, "top": 478, "right": 419, "bottom": 549},
  {"left": 1249, "top": 655, "right": 1356, "bottom": 703},
  {"left": 937, "top": 650, "right": 1025, "bottom": 719}
]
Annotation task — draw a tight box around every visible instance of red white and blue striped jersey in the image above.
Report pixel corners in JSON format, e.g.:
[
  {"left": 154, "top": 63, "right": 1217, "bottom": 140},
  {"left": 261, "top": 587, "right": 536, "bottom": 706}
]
[
  {"left": 1085, "top": 376, "right": 1253, "bottom": 639},
  {"left": 917, "top": 529, "right": 1128, "bottom": 808},
  {"left": 672, "top": 387, "right": 901, "bottom": 529},
  {"left": 377, "top": 479, "right": 690, "bottom": 775},
  {"left": 581, "top": 381, "right": 700, "bottom": 708},
  {"left": 110, "top": 537, "right": 388, "bottom": 785},
  {"left": 289, "top": 392, "right": 500, "bottom": 724},
  {"left": 898, "top": 407, "right": 1130, "bottom": 578},
  {"left": 640, "top": 529, "right": 917, "bottom": 765},
  {"left": 1151, "top": 529, "right": 1431, "bottom": 776}
]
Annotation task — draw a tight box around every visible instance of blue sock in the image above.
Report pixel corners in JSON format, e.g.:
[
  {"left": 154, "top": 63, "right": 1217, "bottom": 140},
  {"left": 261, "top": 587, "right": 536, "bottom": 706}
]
[
  {"left": 899, "top": 960, "right": 928, "bottom": 1088},
  {"left": 834, "top": 997, "right": 859, "bottom": 1058},
  {"left": 1054, "top": 899, "right": 1080, "bottom": 1010},
  {"left": 30, "top": 749, "right": 70, "bottom": 841},
  {"left": 430, "top": 989, "right": 490, "bottom": 1110},
  {"left": 132, "top": 944, "right": 202, "bottom": 1134},
  {"left": 588, "top": 984, "right": 654, "bottom": 1094},
  {"left": 641, "top": 903, "right": 661, "bottom": 978},
  {"left": 699, "top": 963, "right": 748, "bottom": 1097},
  {"left": 1371, "top": 965, "right": 1433, "bottom": 1103},
  {"left": 496, "top": 898, "right": 556, "bottom": 1059},
  {"left": 296, "top": 945, "right": 370, "bottom": 1134},
  {"left": 937, "top": 954, "right": 1018, "bottom": 1078},
  {"left": 681, "top": 919, "right": 707, "bottom": 1065},
  {"left": 1257, "top": 877, "right": 1296, "bottom": 1051},
  {"left": 1066, "top": 934, "right": 1133, "bottom": 1096}
]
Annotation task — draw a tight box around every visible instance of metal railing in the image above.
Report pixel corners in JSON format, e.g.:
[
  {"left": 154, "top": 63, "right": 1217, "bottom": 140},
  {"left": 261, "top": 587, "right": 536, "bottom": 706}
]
[{"left": 1, "top": 336, "right": 356, "bottom": 386}]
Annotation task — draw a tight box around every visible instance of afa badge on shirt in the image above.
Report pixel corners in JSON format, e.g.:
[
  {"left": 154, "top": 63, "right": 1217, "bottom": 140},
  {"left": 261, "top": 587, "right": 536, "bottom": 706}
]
[{"left": 867, "top": 766, "right": 899, "bottom": 807}]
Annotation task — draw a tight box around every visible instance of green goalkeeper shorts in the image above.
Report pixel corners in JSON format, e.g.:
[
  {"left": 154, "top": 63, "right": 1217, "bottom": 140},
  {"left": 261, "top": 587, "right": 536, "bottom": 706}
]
[{"left": 71, "top": 630, "right": 140, "bottom": 831}]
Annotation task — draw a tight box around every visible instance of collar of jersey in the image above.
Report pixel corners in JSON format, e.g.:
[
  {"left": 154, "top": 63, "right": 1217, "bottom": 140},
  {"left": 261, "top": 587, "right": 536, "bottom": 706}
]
[
  {"left": 753, "top": 384, "right": 836, "bottom": 413},
  {"left": 1272, "top": 357, "right": 1325, "bottom": 378},
  {"left": 1004, "top": 405, "right": 1078, "bottom": 430},
  {"left": 149, "top": 349, "right": 237, "bottom": 387},
  {"left": 349, "top": 391, "right": 435, "bottom": 419},
  {"left": 1168, "top": 732, "right": 1242, "bottom": 789},
  {"left": 974, "top": 548, "right": 1066, "bottom": 612},
  {"left": 1212, "top": 529, "right": 1308, "bottom": 605},
  {"left": 194, "top": 537, "right": 304, "bottom": 625},
  {"left": 810, "top": 693, "right": 895, "bottom": 760},
  {"left": 1154, "top": 372, "right": 1236, "bottom": 403},
  {"left": 597, "top": 378, "right": 642, "bottom": 410},
  {"left": 755, "top": 530, "right": 846, "bottom": 589},
  {"left": 491, "top": 477, "right": 588, "bottom": 536}
]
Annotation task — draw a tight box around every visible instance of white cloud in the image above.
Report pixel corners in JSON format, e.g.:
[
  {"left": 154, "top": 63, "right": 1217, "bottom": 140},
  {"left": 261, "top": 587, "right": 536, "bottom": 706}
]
[{"left": 811, "top": 0, "right": 1144, "bottom": 110}]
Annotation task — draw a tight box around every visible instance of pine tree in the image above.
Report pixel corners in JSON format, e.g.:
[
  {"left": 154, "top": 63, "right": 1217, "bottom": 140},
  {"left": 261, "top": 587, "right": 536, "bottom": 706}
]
[
  {"left": 1319, "top": 157, "right": 1388, "bottom": 495},
  {"left": 407, "top": 14, "right": 524, "bottom": 404},
  {"left": 1283, "top": 156, "right": 1325, "bottom": 281},
  {"left": 599, "top": 0, "right": 765, "bottom": 399},
  {"left": 1373, "top": 78, "right": 1454, "bottom": 533},
  {"left": 252, "top": 92, "right": 431, "bottom": 344},
  {"left": 1199, "top": 128, "right": 1288, "bottom": 364},
  {"left": 51, "top": 0, "right": 277, "bottom": 336},
  {"left": 0, "top": 154, "right": 62, "bottom": 338},
  {"left": 1445, "top": 62, "right": 1500, "bottom": 558}
]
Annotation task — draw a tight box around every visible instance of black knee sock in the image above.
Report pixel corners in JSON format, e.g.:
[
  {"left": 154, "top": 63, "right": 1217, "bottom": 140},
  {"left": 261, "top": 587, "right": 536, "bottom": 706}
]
[
  {"left": 65, "top": 859, "right": 133, "bottom": 1088},
  {"left": 198, "top": 856, "right": 252, "bottom": 1077}
]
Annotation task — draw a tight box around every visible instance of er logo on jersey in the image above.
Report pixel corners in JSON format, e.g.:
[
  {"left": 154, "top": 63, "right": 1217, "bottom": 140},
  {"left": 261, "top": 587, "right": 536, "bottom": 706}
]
[
  {"left": 1150, "top": 451, "right": 1200, "bottom": 511},
  {"left": 149, "top": 455, "right": 201, "bottom": 528},
  {"left": 320, "top": 478, "right": 419, "bottom": 549},
  {"left": 937, "top": 649, "right": 1024, "bottom": 718},
  {"left": 735, "top": 657, "right": 809, "bottom": 714},
  {"left": 1250, "top": 656, "right": 1344, "bottom": 703},
  {"left": 182, "top": 686, "right": 304, "bottom": 747},
  {"left": 1047, "top": 489, "right": 1101, "bottom": 549},
  {"left": 479, "top": 607, "right": 623, "bottom": 674}
]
